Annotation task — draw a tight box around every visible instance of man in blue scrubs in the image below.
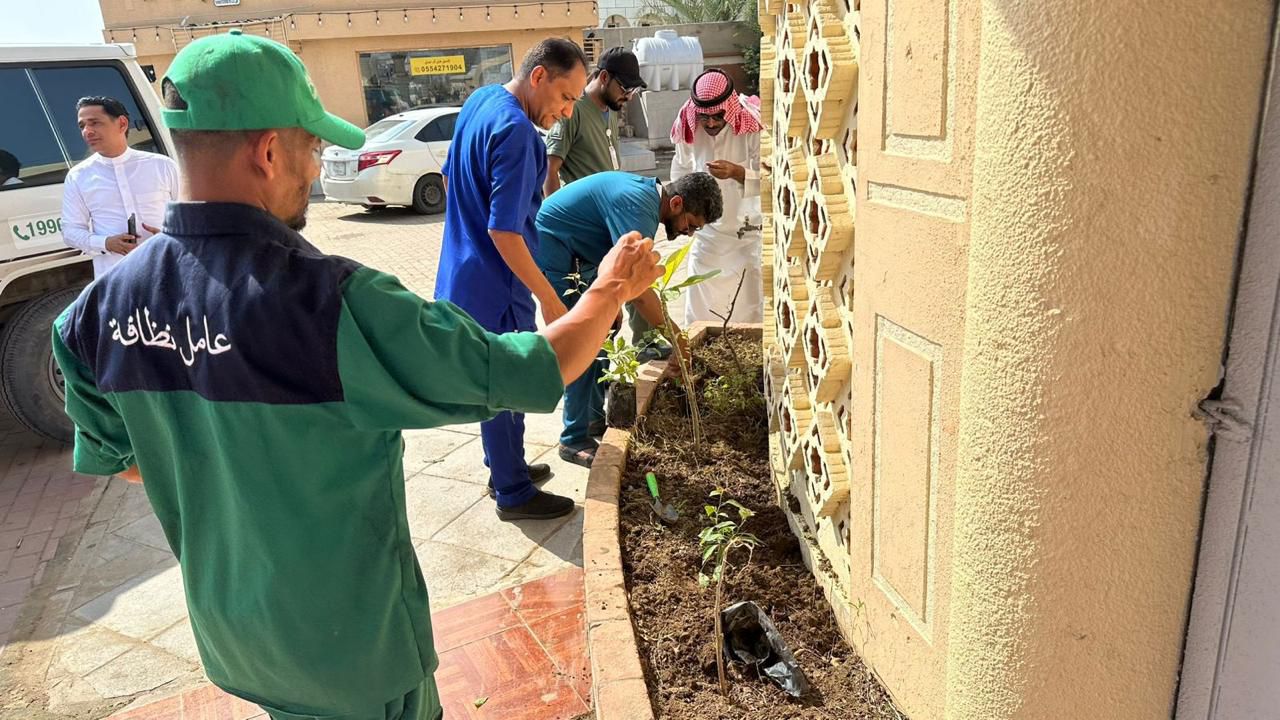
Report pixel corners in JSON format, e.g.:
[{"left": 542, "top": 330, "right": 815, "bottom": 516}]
[
  {"left": 536, "top": 171, "right": 723, "bottom": 466},
  {"left": 436, "top": 39, "right": 589, "bottom": 520}
]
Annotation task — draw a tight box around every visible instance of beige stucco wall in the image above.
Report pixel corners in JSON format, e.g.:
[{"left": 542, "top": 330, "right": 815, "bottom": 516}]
[
  {"left": 764, "top": 0, "right": 1275, "bottom": 718},
  {"left": 944, "top": 2, "right": 1273, "bottom": 718},
  {"left": 101, "top": 1, "right": 592, "bottom": 126}
]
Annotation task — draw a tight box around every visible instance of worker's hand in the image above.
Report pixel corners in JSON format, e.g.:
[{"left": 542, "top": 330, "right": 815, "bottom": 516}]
[
  {"left": 706, "top": 160, "right": 746, "bottom": 183},
  {"left": 105, "top": 233, "right": 138, "bottom": 256},
  {"left": 141, "top": 222, "right": 162, "bottom": 239},
  {"left": 539, "top": 294, "right": 569, "bottom": 325},
  {"left": 596, "top": 232, "right": 663, "bottom": 305}
]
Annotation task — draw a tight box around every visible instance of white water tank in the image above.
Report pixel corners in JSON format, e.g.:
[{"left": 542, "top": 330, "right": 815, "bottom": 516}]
[{"left": 633, "top": 30, "right": 703, "bottom": 91}]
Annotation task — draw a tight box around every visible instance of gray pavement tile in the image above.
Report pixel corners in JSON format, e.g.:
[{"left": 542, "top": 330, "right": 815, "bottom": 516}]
[
  {"left": 507, "top": 516, "right": 585, "bottom": 588},
  {"left": 151, "top": 618, "right": 202, "bottom": 666},
  {"left": 106, "top": 486, "right": 156, "bottom": 533},
  {"left": 83, "top": 644, "right": 189, "bottom": 699},
  {"left": 522, "top": 409, "right": 568, "bottom": 448},
  {"left": 529, "top": 446, "right": 590, "bottom": 504},
  {"left": 401, "top": 429, "right": 473, "bottom": 477},
  {"left": 431, "top": 499, "right": 576, "bottom": 562},
  {"left": 111, "top": 514, "right": 172, "bottom": 554},
  {"left": 73, "top": 564, "right": 188, "bottom": 641},
  {"left": 415, "top": 437, "right": 557, "bottom": 487},
  {"left": 91, "top": 530, "right": 171, "bottom": 568},
  {"left": 442, "top": 422, "right": 481, "bottom": 436},
  {"left": 56, "top": 521, "right": 108, "bottom": 593},
  {"left": 412, "top": 436, "right": 487, "bottom": 485},
  {"left": 47, "top": 675, "right": 107, "bottom": 712},
  {"left": 69, "top": 542, "right": 173, "bottom": 613},
  {"left": 403, "top": 476, "right": 486, "bottom": 542},
  {"left": 413, "top": 540, "right": 521, "bottom": 610},
  {"left": 53, "top": 624, "right": 138, "bottom": 677}
]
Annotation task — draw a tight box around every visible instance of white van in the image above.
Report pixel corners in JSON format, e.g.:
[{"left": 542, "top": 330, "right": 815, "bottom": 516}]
[{"left": 0, "top": 43, "right": 171, "bottom": 441}]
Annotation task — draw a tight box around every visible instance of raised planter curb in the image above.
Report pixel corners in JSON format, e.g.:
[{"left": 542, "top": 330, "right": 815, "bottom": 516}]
[{"left": 582, "top": 322, "right": 761, "bottom": 719}]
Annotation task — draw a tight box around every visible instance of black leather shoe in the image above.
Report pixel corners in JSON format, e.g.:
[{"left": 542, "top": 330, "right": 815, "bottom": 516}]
[
  {"left": 488, "top": 464, "right": 553, "bottom": 499},
  {"left": 495, "top": 490, "right": 575, "bottom": 521}
]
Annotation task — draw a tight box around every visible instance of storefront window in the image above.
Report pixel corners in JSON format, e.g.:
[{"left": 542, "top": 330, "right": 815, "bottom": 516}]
[{"left": 359, "top": 46, "right": 513, "bottom": 123}]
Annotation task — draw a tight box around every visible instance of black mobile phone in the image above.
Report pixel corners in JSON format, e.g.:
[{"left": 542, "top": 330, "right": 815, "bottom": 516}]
[{"left": 127, "top": 213, "right": 137, "bottom": 238}]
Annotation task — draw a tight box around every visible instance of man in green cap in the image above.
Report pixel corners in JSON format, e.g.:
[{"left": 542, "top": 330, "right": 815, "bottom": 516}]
[{"left": 51, "top": 30, "right": 664, "bottom": 720}]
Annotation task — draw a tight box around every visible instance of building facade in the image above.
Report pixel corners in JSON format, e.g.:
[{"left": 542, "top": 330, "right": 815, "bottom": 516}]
[
  {"left": 98, "top": 0, "right": 596, "bottom": 128},
  {"left": 761, "top": 0, "right": 1280, "bottom": 718}
]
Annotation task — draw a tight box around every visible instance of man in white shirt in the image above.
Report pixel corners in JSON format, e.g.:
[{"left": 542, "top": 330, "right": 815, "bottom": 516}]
[
  {"left": 62, "top": 96, "right": 180, "bottom": 276},
  {"left": 669, "top": 69, "right": 763, "bottom": 324}
]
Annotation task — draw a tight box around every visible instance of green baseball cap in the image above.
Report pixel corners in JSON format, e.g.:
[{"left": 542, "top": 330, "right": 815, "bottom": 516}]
[{"left": 162, "top": 29, "right": 365, "bottom": 149}]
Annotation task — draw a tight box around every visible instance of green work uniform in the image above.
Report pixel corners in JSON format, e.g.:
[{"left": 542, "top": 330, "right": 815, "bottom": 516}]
[
  {"left": 546, "top": 94, "right": 621, "bottom": 185},
  {"left": 52, "top": 202, "right": 565, "bottom": 719}
]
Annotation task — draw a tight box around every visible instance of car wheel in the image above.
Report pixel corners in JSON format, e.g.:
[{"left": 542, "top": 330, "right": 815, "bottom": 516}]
[
  {"left": 0, "top": 286, "right": 86, "bottom": 443},
  {"left": 411, "top": 174, "right": 446, "bottom": 215}
]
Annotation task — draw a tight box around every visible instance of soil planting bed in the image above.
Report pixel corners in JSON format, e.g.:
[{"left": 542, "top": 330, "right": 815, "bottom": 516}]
[{"left": 620, "top": 330, "right": 903, "bottom": 719}]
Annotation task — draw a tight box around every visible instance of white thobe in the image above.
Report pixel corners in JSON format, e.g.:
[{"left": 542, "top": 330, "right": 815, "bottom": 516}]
[
  {"left": 669, "top": 121, "right": 763, "bottom": 325},
  {"left": 62, "top": 148, "right": 180, "bottom": 277}
]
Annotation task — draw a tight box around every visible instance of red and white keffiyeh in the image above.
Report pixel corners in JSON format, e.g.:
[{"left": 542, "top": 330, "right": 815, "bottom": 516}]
[{"left": 670, "top": 69, "right": 763, "bottom": 144}]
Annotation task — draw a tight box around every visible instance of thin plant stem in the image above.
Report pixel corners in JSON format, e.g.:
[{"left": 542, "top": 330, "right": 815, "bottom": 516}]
[
  {"left": 708, "top": 268, "right": 748, "bottom": 376},
  {"left": 708, "top": 268, "right": 747, "bottom": 337},
  {"left": 660, "top": 301, "right": 702, "bottom": 453},
  {"left": 714, "top": 553, "right": 728, "bottom": 696}
]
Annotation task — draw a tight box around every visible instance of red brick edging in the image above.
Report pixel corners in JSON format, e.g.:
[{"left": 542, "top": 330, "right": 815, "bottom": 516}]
[{"left": 581, "top": 368, "right": 662, "bottom": 720}]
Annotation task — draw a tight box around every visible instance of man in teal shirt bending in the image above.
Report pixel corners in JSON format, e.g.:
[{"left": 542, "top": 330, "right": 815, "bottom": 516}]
[
  {"left": 535, "top": 170, "right": 722, "bottom": 466},
  {"left": 52, "top": 31, "right": 663, "bottom": 720}
]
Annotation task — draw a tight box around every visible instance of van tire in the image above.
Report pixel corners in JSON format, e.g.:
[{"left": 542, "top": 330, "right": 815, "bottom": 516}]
[
  {"left": 0, "top": 286, "right": 85, "bottom": 443},
  {"left": 411, "top": 174, "right": 446, "bottom": 215}
]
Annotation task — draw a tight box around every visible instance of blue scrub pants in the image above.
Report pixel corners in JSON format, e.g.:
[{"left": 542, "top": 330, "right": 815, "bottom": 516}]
[
  {"left": 481, "top": 305, "right": 540, "bottom": 508},
  {"left": 546, "top": 271, "right": 607, "bottom": 447}
]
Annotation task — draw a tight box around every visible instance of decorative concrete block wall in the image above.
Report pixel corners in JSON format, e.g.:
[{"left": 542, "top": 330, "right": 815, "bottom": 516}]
[{"left": 760, "top": 0, "right": 860, "bottom": 624}]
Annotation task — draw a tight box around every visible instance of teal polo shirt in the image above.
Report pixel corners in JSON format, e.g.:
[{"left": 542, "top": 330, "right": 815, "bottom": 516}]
[
  {"left": 51, "top": 202, "right": 564, "bottom": 717},
  {"left": 535, "top": 171, "right": 661, "bottom": 283}
]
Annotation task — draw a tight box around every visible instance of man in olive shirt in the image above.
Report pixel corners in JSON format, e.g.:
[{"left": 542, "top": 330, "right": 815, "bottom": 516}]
[
  {"left": 52, "top": 30, "right": 662, "bottom": 720},
  {"left": 544, "top": 47, "right": 672, "bottom": 367},
  {"left": 543, "top": 46, "right": 644, "bottom": 196}
]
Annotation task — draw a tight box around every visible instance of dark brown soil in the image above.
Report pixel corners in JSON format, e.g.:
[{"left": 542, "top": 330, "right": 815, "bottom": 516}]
[{"left": 620, "top": 332, "right": 903, "bottom": 720}]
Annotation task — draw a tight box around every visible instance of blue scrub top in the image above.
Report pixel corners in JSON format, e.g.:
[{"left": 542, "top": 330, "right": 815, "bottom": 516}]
[
  {"left": 535, "top": 171, "right": 661, "bottom": 283},
  {"left": 435, "top": 85, "right": 546, "bottom": 329}
]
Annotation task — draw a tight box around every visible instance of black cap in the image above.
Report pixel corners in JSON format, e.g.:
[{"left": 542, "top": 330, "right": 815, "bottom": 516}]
[{"left": 598, "top": 46, "right": 647, "bottom": 90}]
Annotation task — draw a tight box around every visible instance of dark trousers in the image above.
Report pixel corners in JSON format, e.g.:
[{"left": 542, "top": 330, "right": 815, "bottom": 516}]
[
  {"left": 546, "top": 271, "right": 607, "bottom": 447},
  {"left": 480, "top": 305, "right": 538, "bottom": 507}
]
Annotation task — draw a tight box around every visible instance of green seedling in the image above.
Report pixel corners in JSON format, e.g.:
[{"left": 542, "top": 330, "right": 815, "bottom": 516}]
[
  {"left": 698, "top": 487, "right": 759, "bottom": 696},
  {"left": 598, "top": 335, "right": 641, "bottom": 386},
  {"left": 561, "top": 271, "right": 589, "bottom": 297}
]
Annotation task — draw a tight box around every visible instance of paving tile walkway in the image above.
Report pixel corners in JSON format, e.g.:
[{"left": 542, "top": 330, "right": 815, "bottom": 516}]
[
  {"left": 0, "top": 411, "right": 98, "bottom": 654},
  {"left": 106, "top": 568, "right": 588, "bottom": 720}
]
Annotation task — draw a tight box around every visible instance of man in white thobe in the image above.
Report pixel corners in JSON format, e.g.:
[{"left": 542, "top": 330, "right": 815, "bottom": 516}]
[
  {"left": 669, "top": 69, "right": 763, "bottom": 324},
  {"left": 62, "top": 96, "right": 180, "bottom": 277}
]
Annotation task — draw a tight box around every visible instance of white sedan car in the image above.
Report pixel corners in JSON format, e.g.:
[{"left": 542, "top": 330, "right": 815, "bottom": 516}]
[{"left": 321, "top": 107, "right": 459, "bottom": 214}]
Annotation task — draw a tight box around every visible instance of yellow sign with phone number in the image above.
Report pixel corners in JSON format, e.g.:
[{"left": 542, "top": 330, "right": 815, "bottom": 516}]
[{"left": 410, "top": 56, "right": 467, "bottom": 76}]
